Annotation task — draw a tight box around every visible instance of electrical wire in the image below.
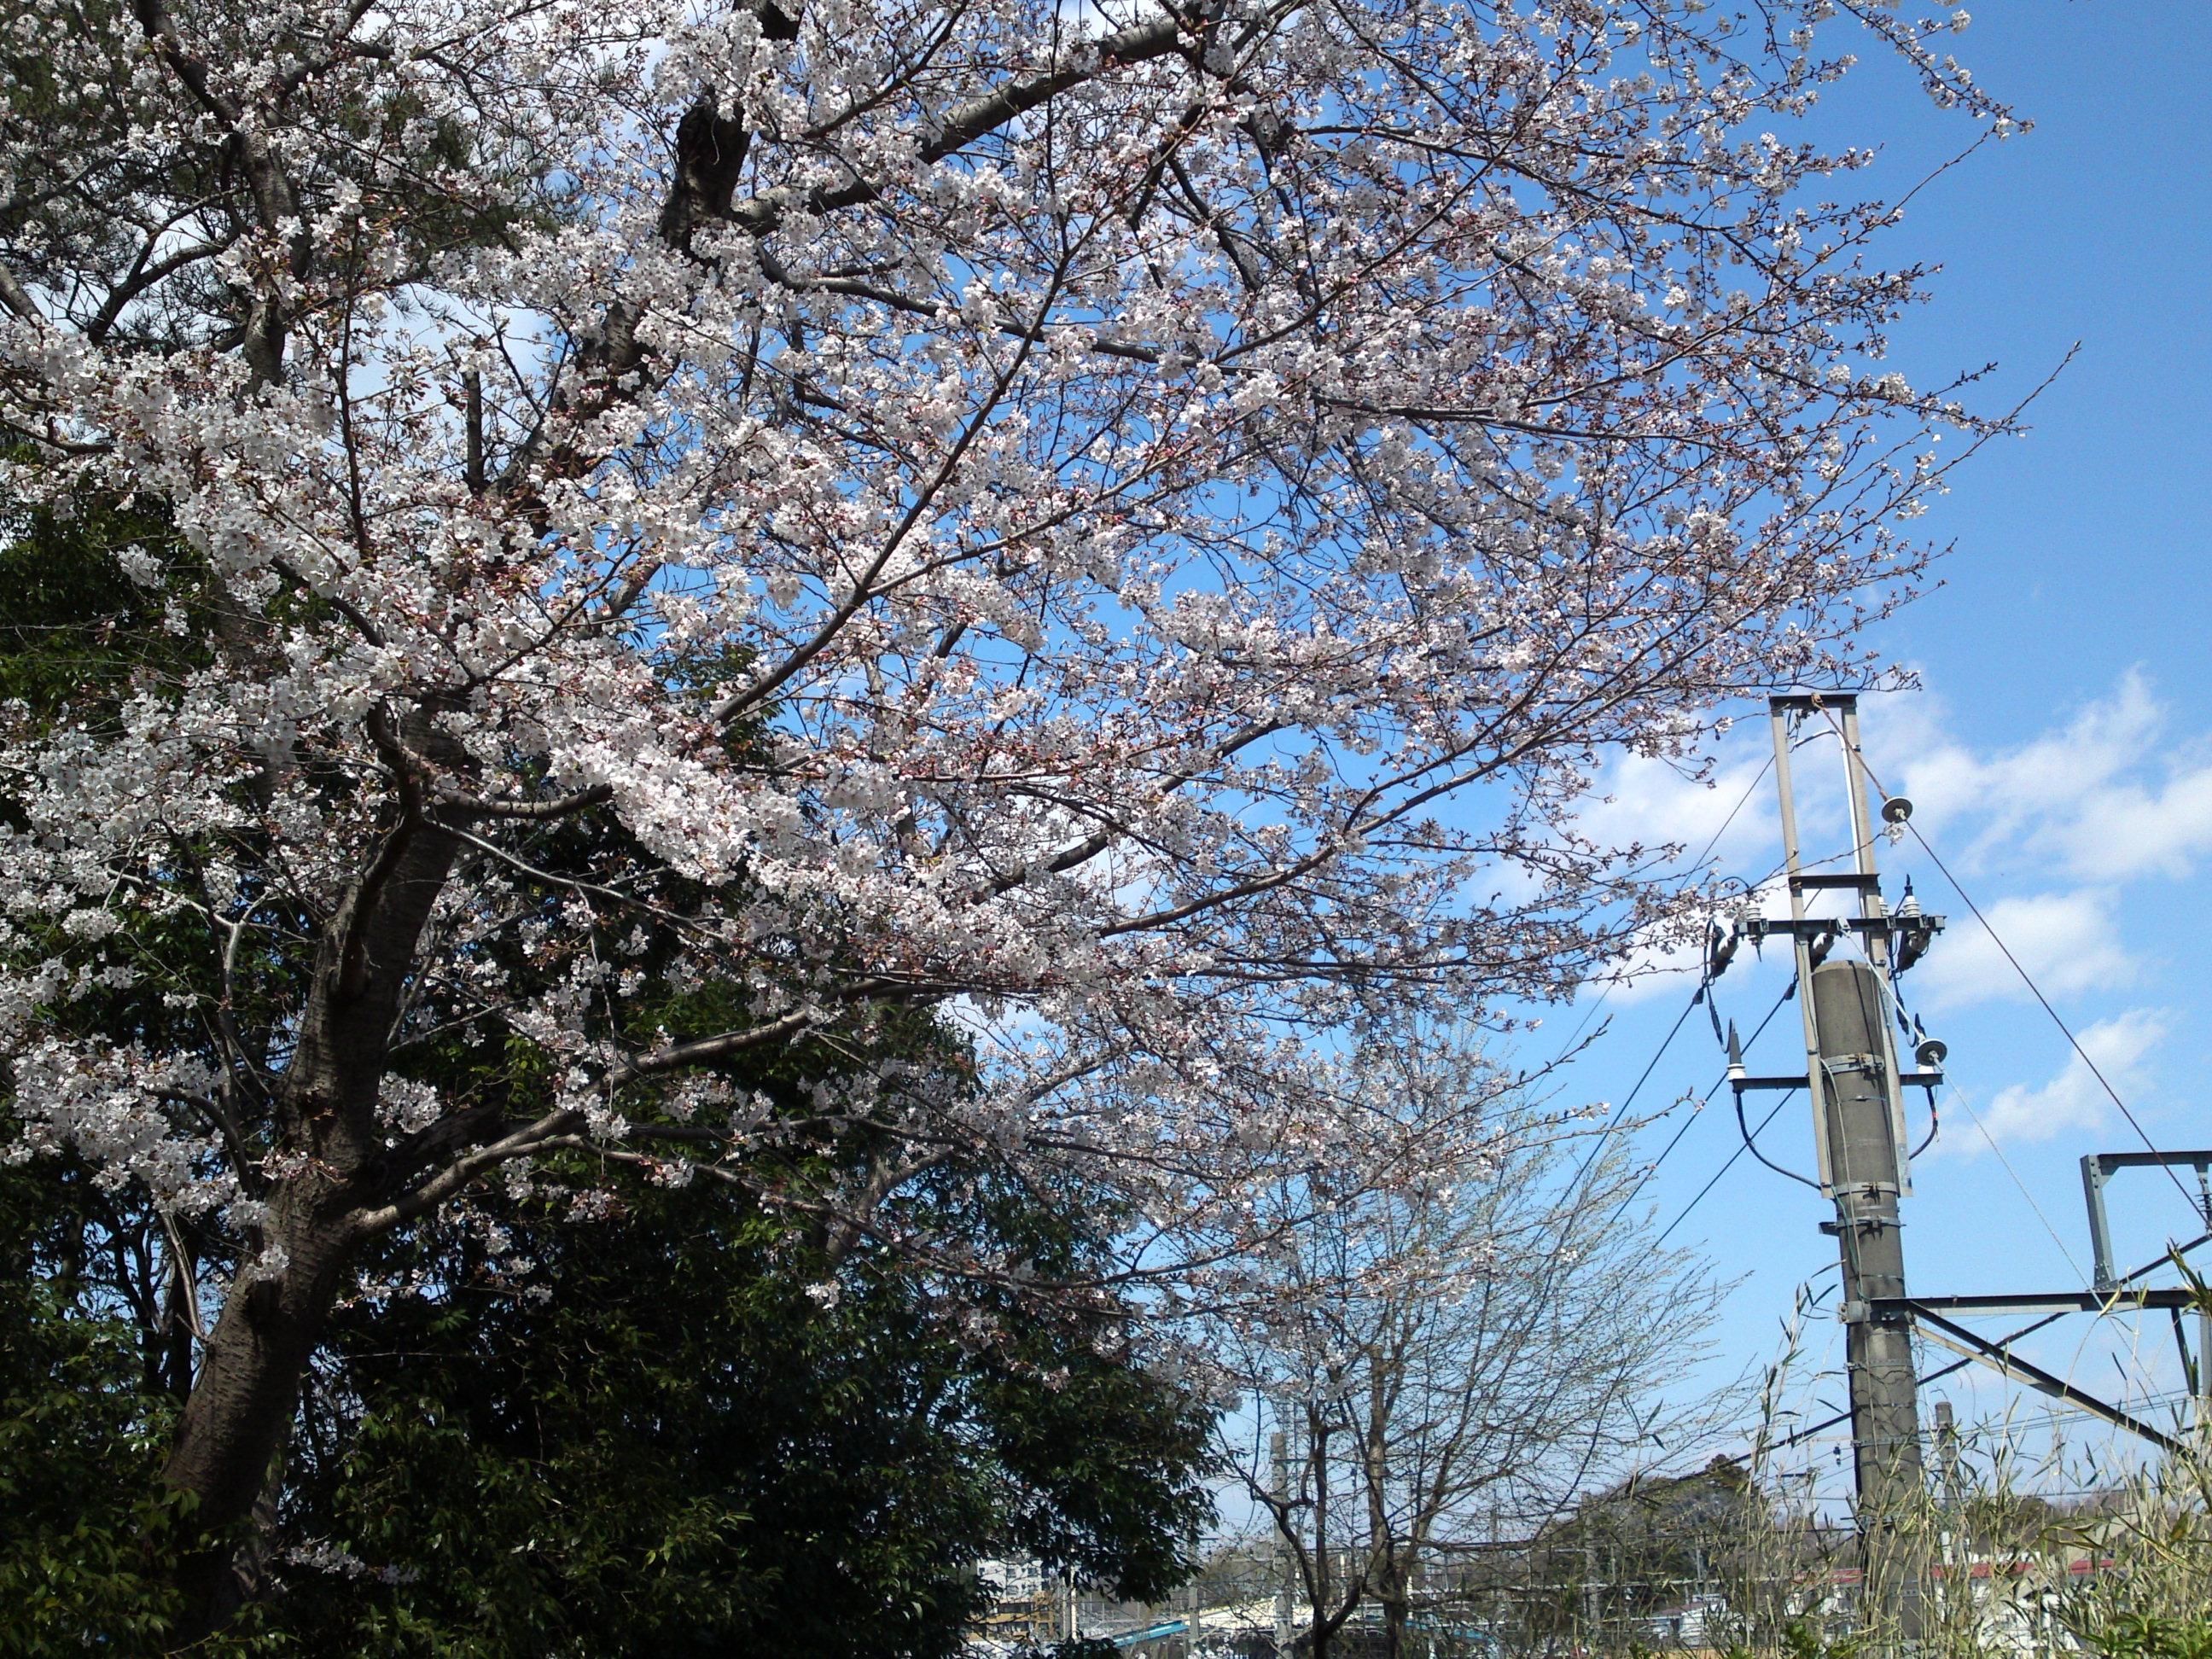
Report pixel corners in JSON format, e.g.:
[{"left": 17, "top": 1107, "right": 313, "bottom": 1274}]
[
  {"left": 1540, "top": 755, "right": 1779, "bottom": 1096},
  {"left": 1695, "top": 754, "right": 1776, "bottom": 870},
  {"left": 1878, "top": 952, "right": 2086, "bottom": 1273},
  {"left": 1908, "top": 1090, "right": 1940, "bottom": 1161},
  {"left": 1877, "top": 969, "right": 1942, "bottom": 1159},
  {"left": 1739, "top": 1233, "right": 2212, "bottom": 1468},
  {"left": 1906, "top": 816, "right": 2196, "bottom": 1213},
  {"left": 1614, "top": 980, "right": 1799, "bottom": 1237},
  {"left": 1916, "top": 1230, "right": 2212, "bottom": 1395},
  {"left": 1939, "top": 1055, "right": 2089, "bottom": 1281},
  {"left": 1732, "top": 1086, "right": 1817, "bottom": 1190},
  {"left": 1654, "top": 1090, "right": 1798, "bottom": 1248},
  {"left": 1564, "top": 985, "right": 1703, "bottom": 1196}
]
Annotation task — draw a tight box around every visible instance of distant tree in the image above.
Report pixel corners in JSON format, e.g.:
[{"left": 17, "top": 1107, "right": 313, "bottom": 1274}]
[
  {"left": 1515, "top": 1457, "right": 1762, "bottom": 1644},
  {"left": 250, "top": 1151, "right": 1214, "bottom": 1657},
  {"left": 0, "top": 1156, "right": 184, "bottom": 1657},
  {"left": 1212, "top": 1033, "right": 1726, "bottom": 1659}
]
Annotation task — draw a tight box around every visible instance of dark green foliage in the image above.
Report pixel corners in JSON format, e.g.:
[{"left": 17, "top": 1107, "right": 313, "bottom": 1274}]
[
  {"left": 0, "top": 1158, "right": 183, "bottom": 1656},
  {"left": 0, "top": 486, "right": 202, "bottom": 724},
  {"left": 245, "top": 1168, "right": 1212, "bottom": 1657},
  {"left": 0, "top": 1126, "right": 1214, "bottom": 1659}
]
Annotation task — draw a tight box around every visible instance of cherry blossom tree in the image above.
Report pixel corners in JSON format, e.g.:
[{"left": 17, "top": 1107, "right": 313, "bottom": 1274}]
[{"left": 0, "top": 0, "right": 2003, "bottom": 1629}]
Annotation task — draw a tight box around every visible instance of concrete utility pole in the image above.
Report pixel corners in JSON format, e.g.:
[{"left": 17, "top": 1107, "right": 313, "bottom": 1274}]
[
  {"left": 1932, "top": 1399, "right": 1962, "bottom": 1511},
  {"left": 1812, "top": 954, "right": 1924, "bottom": 1516},
  {"left": 1731, "top": 694, "right": 1946, "bottom": 1638},
  {"left": 1272, "top": 1426, "right": 1295, "bottom": 1659}
]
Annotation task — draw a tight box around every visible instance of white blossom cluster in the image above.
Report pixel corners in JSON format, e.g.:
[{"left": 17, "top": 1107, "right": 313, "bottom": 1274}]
[{"left": 0, "top": 0, "right": 2001, "bottom": 1331}]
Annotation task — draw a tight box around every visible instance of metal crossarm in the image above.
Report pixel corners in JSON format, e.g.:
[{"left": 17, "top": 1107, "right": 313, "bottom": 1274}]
[{"left": 1883, "top": 1289, "right": 2203, "bottom": 1315}]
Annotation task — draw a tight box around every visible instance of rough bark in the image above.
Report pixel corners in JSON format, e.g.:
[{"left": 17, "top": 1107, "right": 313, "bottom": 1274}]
[{"left": 159, "top": 713, "right": 471, "bottom": 1635}]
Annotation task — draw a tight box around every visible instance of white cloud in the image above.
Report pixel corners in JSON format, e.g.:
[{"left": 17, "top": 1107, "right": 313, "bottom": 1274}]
[
  {"left": 1571, "top": 750, "right": 1778, "bottom": 879},
  {"left": 1964, "top": 1008, "right": 2167, "bottom": 1150},
  {"left": 1909, "top": 888, "right": 2134, "bottom": 1012},
  {"left": 2062, "top": 757, "right": 2212, "bottom": 881},
  {"left": 1558, "top": 749, "right": 1780, "bottom": 1004},
  {"left": 1884, "top": 672, "right": 2161, "bottom": 849},
  {"left": 1871, "top": 672, "right": 2212, "bottom": 884},
  {"left": 1561, "top": 672, "right": 2206, "bottom": 1013}
]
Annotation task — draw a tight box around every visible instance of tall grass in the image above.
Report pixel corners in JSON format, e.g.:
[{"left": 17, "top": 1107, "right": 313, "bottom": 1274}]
[{"left": 1704, "top": 1324, "right": 2212, "bottom": 1659}]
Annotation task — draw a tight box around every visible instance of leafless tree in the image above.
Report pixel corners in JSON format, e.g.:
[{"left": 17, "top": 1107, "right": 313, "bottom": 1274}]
[{"left": 1211, "top": 1032, "right": 1730, "bottom": 1658}]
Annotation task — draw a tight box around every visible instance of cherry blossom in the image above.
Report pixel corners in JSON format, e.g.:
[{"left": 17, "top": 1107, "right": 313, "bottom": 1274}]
[{"left": 0, "top": 0, "right": 2005, "bottom": 1622}]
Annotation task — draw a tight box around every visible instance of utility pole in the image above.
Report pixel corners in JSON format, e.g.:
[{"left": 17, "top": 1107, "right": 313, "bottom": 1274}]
[
  {"left": 1728, "top": 694, "right": 1946, "bottom": 1638},
  {"left": 1932, "top": 1399, "right": 1962, "bottom": 1511},
  {"left": 1272, "top": 1426, "right": 1295, "bottom": 1659},
  {"left": 1812, "top": 953, "right": 1924, "bottom": 1520}
]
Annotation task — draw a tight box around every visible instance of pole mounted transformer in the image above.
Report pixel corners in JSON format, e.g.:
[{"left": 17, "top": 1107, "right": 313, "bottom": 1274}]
[{"left": 1720, "top": 693, "right": 1947, "bottom": 1627}]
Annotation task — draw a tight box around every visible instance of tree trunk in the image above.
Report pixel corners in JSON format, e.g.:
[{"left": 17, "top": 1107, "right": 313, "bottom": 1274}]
[
  {"left": 158, "top": 722, "right": 469, "bottom": 1638},
  {"left": 1309, "top": 1411, "right": 1331, "bottom": 1659},
  {"left": 159, "top": 1172, "right": 368, "bottom": 1628}
]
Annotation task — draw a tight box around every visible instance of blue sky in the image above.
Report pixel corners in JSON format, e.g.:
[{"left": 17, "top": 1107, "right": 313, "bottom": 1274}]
[{"left": 1548, "top": 0, "right": 2212, "bottom": 1498}]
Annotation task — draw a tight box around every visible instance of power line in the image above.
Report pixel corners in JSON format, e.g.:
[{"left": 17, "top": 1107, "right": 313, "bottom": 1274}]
[
  {"left": 1734, "top": 1085, "right": 1817, "bottom": 1190},
  {"left": 1936, "top": 1052, "right": 2088, "bottom": 1281},
  {"left": 1880, "top": 947, "right": 2087, "bottom": 1274},
  {"left": 1720, "top": 1234, "right": 2212, "bottom": 1472},
  {"left": 1904, "top": 818, "right": 2194, "bottom": 1213},
  {"left": 1615, "top": 981, "right": 1798, "bottom": 1236},
  {"left": 1653, "top": 1090, "right": 1797, "bottom": 1248},
  {"left": 1695, "top": 754, "right": 1776, "bottom": 871},
  {"left": 1540, "top": 755, "right": 1779, "bottom": 1094},
  {"left": 1565, "top": 987, "right": 1703, "bottom": 1196}
]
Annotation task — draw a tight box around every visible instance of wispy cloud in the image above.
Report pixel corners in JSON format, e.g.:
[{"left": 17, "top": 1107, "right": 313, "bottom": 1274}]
[
  {"left": 1959, "top": 1009, "right": 2168, "bottom": 1150},
  {"left": 1571, "top": 751, "right": 1778, "bottom": 879},
  {"left": 1883, "top": 671, "right": 2212, "bottom": 883},
  {"left": 1569, "top": 674, "right": 2212, "bottom": 1035},
  {"left": 1909, "top": 888, "right": 2134, "bottom": 1012}
]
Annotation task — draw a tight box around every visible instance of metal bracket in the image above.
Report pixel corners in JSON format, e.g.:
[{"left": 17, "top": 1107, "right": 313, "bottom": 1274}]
[
  {"left": 1831, "top": 1181, "right": 1901, "bottom": 1202},
  {"left": 1732, "top": 1069, "right": 1942, "bottom": 1094},
  {"left": 1820, "top": 1051, "right": 1886, "bottom": 1076},
  {"left": 1744, "top": 915, "right": 1947, "bottom": 941},
  {"left": 2084, "top": 1150, "right": 2212, "bottom": 1290},
  {"left": 1894, "top": 1300, "right": 2185, "bottom": 1456}
]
